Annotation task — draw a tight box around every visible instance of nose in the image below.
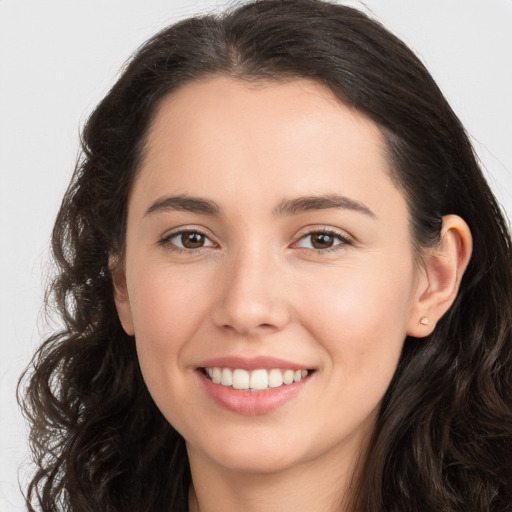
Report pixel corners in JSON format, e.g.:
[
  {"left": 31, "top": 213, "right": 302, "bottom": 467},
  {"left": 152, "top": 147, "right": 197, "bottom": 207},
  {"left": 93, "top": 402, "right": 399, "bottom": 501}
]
[{"left": 211, "top": 246, "right": 291, "bottom": 336}]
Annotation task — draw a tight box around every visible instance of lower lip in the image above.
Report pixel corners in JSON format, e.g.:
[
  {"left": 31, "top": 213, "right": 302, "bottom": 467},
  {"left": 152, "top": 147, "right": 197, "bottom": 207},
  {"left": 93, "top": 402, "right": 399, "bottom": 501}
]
[{"left": 198, "top": 371, "right": 310, "bottom": 415}]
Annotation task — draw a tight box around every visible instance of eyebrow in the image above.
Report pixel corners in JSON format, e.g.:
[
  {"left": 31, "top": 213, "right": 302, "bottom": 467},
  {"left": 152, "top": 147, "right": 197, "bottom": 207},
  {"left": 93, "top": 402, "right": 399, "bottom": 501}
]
[
  {"left": 144, "top": 193, "right": 375, "bottom": 218},
  {"left": 273, "top": 194, "right": 376, "bottom": 218},
  {"left": 144, "top": 195, "right": 220, "bottom": 217}
]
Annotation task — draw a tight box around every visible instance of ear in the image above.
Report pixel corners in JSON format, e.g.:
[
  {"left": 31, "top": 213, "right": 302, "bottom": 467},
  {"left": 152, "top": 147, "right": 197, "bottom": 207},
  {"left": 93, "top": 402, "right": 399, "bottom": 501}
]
[
  {"left": 407, "top": 215, "right": 472, "bottom": 337},
  {"left": 110, "top": 255, "right": 135, "bottom": 336}
]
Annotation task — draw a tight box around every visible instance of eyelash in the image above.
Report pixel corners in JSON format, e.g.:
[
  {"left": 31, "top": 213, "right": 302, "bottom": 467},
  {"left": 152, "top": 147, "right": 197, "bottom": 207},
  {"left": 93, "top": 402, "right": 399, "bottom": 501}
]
[
  {"left": 158, "top": 228, "right": 352, "bottom": 254},
  {"left": 158, "top": 228, "right": 215, "bottom": 254},
  {"left": 294, "top": 228, "right": 353, "bottom": 253}
]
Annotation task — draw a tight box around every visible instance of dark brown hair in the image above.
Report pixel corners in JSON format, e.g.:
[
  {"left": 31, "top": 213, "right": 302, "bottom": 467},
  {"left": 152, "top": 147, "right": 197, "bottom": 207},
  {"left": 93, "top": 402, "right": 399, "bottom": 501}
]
[{"left": 20, "top": 1, "right": 512, "bottom": 510}]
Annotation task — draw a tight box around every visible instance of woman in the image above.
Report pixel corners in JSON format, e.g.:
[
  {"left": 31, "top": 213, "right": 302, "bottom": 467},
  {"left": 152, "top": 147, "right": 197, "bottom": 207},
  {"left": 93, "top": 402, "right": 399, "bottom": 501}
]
[{"left": 20, "top": 0, "right": 512, "bottom": 510}]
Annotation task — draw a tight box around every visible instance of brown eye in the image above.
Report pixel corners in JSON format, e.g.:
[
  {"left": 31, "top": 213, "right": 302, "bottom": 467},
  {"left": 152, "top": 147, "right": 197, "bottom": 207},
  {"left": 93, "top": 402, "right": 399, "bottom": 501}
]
[
  {"left": 181, "top": 232, "right": 206, "bottom": 248},
  {"left": 164, "top": 230, "right": 215, "bottom": 250},
  {"left": 310, "top": 233, "right": 335, "bottom": 249},
  {"left": 296, "top": 230, "right": 350, "bottom": 251}
]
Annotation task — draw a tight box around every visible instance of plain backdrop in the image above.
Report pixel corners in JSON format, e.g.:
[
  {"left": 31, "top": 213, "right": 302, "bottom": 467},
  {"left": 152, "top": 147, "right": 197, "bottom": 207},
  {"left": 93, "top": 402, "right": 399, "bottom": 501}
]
[{"left": 1, "top": 1, "right": 511, "bottom": 510}]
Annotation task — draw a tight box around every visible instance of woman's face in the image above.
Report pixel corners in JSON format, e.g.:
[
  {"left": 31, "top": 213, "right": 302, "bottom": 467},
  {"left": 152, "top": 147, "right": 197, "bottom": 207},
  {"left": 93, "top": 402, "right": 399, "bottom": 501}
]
[{"left": 115, "top": 76, "right": 427, "bottom": 476}]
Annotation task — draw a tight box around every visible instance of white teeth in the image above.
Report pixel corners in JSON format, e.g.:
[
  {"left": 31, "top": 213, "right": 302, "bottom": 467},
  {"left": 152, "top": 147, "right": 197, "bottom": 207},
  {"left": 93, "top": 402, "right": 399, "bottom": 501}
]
[
  {"left": 205, "top": 367, "right": 309, "bottom": 391},
  {"left": 268, "top": 368, "right": 283, "bottom": 388},
  {"left": 283, "top": 369, "right": 294, "bottom": 385},
  {"left": 232, "top": 369, "right": 250, "bottom": 390},
  {"left": 212, "top": 367, "right": 221, "bottom": 384},
  {"left": 221, "top": 368, "right": 233, "bottom": 386},
  {"left": 250, "top": 369, "right": 268, "bottom": 390}
]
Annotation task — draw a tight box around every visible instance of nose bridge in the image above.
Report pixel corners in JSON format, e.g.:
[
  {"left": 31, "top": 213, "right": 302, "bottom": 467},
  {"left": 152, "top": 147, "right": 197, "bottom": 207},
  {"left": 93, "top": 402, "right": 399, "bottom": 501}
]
[{"left": 213, "top": 241, "right": 289, "bottom": 334}]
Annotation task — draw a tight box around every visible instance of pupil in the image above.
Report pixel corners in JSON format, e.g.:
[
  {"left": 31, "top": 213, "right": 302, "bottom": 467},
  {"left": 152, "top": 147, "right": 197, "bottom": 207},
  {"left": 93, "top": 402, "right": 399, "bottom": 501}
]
[
  {"left": 312, "top": 233, "right": 333, "bottom": 249},
  {"left": 182, "top": 232, "right": 204, "bottom": 248}
]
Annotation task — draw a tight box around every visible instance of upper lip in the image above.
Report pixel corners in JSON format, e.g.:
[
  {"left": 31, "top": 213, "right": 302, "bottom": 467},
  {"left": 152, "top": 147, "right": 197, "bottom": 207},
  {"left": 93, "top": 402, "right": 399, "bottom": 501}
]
[{"left": 198, "top": 356, "right": 311, "bottom": 371}]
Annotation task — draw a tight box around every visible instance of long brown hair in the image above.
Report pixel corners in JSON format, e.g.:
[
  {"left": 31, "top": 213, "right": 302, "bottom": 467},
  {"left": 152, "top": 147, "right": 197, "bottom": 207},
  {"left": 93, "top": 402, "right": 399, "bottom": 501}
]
[{"left": 20, "top": 1, "right": 512, "bottom": 510}]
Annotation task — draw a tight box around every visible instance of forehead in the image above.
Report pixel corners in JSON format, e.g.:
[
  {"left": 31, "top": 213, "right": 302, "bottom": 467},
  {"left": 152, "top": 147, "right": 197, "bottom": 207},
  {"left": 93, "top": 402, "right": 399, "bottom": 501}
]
[
  {"left": 132, "top": 76, "right": 404, "bottom": 220},
  {"left": 142, "top": 76, "right": 382, "bottom": 165}
]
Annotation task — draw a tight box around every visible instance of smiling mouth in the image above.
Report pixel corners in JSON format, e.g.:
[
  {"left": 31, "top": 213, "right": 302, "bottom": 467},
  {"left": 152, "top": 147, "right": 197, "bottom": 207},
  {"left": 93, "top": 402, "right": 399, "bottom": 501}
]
[{"left": 202, "top": 367, "right": 311, "bottom": 391}]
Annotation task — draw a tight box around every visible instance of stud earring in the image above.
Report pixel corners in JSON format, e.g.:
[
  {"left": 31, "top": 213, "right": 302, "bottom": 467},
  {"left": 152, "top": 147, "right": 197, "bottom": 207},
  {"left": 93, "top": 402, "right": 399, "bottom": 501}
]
[{"left": 419, "top": 316, "right": 429, "bottom": 325}]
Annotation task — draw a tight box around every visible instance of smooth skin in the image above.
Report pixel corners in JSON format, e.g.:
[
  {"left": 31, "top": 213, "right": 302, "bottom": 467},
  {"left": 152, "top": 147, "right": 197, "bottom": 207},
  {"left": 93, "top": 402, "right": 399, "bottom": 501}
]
[{"left": 113, "top": 77, "right": 472, "bottom": 511}]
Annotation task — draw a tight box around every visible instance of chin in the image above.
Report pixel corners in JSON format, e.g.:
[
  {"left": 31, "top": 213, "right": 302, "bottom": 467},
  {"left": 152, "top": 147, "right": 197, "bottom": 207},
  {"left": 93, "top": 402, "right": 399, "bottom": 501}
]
[
  {"left": 208, "top": 448, "right": 298, "bottom": 475},
  {"left": 186, "top": 426, "right": 310, "bottom": 475}
]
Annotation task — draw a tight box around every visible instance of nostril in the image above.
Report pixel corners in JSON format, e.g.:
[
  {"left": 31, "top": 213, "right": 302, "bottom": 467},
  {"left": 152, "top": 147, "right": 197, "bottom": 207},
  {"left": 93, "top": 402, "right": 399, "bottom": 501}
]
[{"left": 218, "top": 321, "right": 281, "bottom": 336}]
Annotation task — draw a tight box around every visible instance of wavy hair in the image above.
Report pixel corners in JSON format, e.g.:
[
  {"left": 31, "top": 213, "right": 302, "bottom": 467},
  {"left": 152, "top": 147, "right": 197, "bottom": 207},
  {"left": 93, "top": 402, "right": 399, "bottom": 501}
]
[{"left": 20, "top": 1, "right": 512, "bottom": 510}]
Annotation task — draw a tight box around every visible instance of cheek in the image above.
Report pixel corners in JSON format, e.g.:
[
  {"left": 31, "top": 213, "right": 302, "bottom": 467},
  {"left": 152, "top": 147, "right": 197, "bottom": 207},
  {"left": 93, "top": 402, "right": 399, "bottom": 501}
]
[
  {"left": 303, "top": 257, "right": 415, "bottom": 385},
  {"left": 129, "top": 263, "right": 212, "bottom": 340},
  {"left": 126, "top": 265, "right": 213, "bottom": 395}
]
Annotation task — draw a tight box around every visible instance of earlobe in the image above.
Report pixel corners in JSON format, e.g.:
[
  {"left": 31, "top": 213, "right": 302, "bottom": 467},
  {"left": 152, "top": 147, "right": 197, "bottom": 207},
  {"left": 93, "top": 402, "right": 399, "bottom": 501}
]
[
  {"left": 110, "top": 255, "right": 135, "bottom": 336},
  {"left": 407, "top": 214, "right": 472, "bottom": 338}
]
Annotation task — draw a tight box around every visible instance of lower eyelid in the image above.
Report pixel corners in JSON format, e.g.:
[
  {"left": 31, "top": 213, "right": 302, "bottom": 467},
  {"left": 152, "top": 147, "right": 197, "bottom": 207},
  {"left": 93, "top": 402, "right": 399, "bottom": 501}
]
[{"left": 159, "top": 229, "right": 215, "bottom": 249}]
